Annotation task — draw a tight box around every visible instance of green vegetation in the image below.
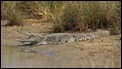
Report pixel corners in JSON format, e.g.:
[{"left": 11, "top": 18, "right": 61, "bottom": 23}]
[{"left": 1, "top": 1, "right": 121, "bottom": 34}]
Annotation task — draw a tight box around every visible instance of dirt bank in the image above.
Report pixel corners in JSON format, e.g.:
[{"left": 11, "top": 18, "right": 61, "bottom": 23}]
[{"left": 1, "top": 19, "right": 121, "bottom": 68}]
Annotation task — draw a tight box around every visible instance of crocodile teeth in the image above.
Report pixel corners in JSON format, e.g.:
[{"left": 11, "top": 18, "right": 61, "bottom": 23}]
[
  {"left": 79, "top": 38, "right": 83, "bottom": 41},
  {"left": 42, "top": 41, "right": 48, "bottom": 44},
  {"left": 82, "top": 38, "right": 87, "bottom": 41}
]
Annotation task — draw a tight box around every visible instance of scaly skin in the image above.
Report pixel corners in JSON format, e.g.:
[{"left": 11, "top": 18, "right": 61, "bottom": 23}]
[{"left": 18, "top": 29, "right": 110, "bottom": 46}]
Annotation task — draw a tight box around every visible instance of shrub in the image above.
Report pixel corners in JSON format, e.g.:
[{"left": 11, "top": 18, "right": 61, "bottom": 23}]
[
  {"left": 1, "top": 1, "right": 121, "bottom": 34},
  {"left": 1, "top": 1, "right": 22, "bottom": 26},
  {"left": 51, "top": 1, "right": 121, "bottom": 34}
]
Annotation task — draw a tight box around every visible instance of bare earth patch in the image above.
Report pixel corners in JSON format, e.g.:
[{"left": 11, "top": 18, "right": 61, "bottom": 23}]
[{"left": 1, "top": 19, "right": 121, "bottom": 68}]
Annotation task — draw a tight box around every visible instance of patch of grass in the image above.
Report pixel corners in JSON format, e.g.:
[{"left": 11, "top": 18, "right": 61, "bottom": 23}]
[
  {"left": 1, "top": 1, "right": 22, "bottom": 26},
  {"left": 1, "top": 1, "right": 121, "bottom": 34},
  {"left": 51, "top": 1, "right": 121, "bottom": 34}
]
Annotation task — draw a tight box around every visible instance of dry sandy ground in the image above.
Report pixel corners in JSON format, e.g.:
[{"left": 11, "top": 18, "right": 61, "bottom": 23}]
[{"left": 1, "top": 19, "right": 121, "bottom": 68}]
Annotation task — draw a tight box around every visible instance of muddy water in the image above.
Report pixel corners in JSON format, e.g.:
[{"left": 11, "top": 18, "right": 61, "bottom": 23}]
[
  {"left": 1, "top": 45, "right": 93, "bottom": 68},
  {"left": 1, "top": 46, "right": 43, "bottom": 68},
  {"left": 1, "top": 46, "right": 59, "bottom": 68}
]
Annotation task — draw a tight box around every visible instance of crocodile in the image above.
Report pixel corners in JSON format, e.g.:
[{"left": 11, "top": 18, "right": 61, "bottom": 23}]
[{"left": 18, "top": 29, "right": 110, "bottom": 46}]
